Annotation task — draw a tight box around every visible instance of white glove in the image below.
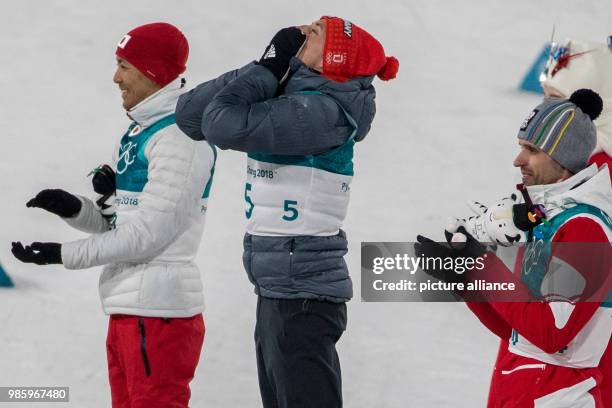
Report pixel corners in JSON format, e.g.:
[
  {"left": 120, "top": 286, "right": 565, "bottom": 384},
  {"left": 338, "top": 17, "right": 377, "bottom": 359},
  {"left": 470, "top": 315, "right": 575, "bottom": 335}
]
[{"left": 447, "top": 193, "right": 526, "bottom": 248}]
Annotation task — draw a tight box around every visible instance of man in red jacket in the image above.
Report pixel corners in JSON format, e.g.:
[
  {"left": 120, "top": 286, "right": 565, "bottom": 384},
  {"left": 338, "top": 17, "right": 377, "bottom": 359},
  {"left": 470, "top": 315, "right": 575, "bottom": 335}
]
[{"left": 417, "top": 89, "right": 611, "bottom": 407}]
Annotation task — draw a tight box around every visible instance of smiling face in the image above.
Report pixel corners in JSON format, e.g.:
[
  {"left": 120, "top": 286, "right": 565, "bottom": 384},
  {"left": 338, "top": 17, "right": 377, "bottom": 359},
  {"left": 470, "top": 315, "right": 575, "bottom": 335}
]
[
  {"left": 113, "top": 57, "right": 162, "bottom": 111},
  {"left": 297, "top": 19, "right": 326, "bottom": 72},
  {"left": 513, "top": 139, "right": 572, "bottom": 186}
]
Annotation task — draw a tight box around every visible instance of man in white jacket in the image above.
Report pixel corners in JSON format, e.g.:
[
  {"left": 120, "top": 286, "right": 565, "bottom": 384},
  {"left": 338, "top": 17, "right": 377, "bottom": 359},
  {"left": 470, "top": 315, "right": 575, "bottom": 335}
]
[{"left": 12, "top": 23, "right": 215, "bottom": 408}]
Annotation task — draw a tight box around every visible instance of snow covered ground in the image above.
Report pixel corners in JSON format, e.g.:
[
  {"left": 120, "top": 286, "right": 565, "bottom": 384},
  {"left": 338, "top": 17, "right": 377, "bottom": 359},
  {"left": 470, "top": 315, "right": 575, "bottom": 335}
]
[{"left": 0, "top": 1, "right": 610, "bottom": 406}]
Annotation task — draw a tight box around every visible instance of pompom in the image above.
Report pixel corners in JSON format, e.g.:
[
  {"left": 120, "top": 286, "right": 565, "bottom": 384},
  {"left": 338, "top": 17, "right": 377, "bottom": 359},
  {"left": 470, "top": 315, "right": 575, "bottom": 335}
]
[
  {"left": 569, "top": 88, "right": 603, "bottom": 120},
  {"left": 377, "top": 56, "right": 399, "bottom": 81}
]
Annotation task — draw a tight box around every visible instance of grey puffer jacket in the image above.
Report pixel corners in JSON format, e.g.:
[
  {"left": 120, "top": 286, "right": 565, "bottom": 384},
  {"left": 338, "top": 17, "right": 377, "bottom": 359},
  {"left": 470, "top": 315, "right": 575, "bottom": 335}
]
[{"left": 176, "top": 58, "right": 377, "bottom": 302}]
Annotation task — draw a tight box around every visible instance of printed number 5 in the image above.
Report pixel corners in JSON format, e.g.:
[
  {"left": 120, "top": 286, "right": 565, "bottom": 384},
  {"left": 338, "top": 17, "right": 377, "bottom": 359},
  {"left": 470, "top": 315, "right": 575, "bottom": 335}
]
[
  {"left": 282, "top": 200, "right": 298, "bottom": 221},
  {"left": 245, "top": 183, "right": 254, "bottom": 219}
]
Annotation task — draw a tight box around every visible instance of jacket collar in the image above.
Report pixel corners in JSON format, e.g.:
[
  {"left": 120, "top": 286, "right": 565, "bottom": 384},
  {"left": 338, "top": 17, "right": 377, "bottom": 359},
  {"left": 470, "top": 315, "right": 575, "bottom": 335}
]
[
  {"left": 285, "top": 57, "right": 374, "bottom": 95},
  {"left": 126, "top": 77, "right": 185, "bottom": 128},
  {"left": 526, "top": 163, "right": 612, "bottom": 218}
]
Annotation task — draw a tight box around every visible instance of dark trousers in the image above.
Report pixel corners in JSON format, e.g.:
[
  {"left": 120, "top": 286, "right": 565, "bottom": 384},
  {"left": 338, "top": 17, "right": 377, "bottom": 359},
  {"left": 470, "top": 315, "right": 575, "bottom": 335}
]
[{"left": 255, "top": 296, "right": 347, "bottom": 408}]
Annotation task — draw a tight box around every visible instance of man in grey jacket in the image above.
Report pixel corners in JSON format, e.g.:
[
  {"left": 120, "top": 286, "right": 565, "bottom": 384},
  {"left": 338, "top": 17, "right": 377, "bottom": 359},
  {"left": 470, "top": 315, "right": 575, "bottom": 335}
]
[{"left": 176, "top": 16, "right": 398, "bottom": 408}]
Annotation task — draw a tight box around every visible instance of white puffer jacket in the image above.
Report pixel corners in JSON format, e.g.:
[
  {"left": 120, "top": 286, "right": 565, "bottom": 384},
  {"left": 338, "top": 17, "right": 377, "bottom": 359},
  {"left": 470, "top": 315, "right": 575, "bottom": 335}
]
[{"left": 61, "top": 77, "right": 215, "bottom": 317}]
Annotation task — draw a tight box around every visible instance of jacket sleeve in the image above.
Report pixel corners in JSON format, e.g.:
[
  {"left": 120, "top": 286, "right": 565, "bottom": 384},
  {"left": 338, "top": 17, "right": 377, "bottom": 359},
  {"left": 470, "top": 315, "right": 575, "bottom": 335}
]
[
  {"left": 175, "top": 63, "right": 256, "bottom": 141},
  {"left": 202, "top": 64, "right": 353, "bottom": 155},
  {"left": 62, "top": 195, "right": 110, "bottom": 234},
  {"left": 60, "top": 128, "right": 211, "bottom": 269},
  {"left": 465, "top": 302, "right": 513, "bottom": 339},
  {"left": 488, "top": 217, "right": 610, "bottom": 354}
]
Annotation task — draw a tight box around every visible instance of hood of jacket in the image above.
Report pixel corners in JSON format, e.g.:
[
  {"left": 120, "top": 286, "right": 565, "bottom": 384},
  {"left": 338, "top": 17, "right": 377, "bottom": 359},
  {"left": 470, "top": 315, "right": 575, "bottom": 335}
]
[{"left": 284, "top": 58, "right": 376, "bottom": 142}]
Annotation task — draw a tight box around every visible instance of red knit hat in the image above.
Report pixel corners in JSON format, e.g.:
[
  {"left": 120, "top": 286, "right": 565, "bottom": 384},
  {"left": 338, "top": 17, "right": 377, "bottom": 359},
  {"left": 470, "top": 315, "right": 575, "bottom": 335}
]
[
  {"left": 321, "top": 16, "right": 399, "bottom": 83},
  {"left": 115, "top": 22, "right": 189, "bottom": 87}
]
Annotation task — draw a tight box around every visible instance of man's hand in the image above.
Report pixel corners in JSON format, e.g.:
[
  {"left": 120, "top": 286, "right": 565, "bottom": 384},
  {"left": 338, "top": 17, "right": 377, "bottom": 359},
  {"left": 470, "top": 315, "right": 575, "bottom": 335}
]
[
  {"left": 90, "top": 164, "right": 116, "bottom": 211},
  {"left": 26, "top": 189, "right": 81, "bottom": 218},
  {"left": 414, "top": 227, "right": 486, "bottom": 283},
  {"left": 11, "top": 242, "right": 62, "bottom": 265},
  {"left": 258, "top": 27, "right": 307, "bottom": 82},
  {"left": 91, "top": 164, "right": 116, "bottom": 196}
]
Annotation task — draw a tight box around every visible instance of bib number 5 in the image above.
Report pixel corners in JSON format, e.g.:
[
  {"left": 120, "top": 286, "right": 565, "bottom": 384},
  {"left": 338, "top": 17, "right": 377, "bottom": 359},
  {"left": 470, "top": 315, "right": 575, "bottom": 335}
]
[
  {"left": 245, "top": 183, "right": 254, "bottom": 219},
  {"left": 244, "top": 184, "right": 299, "bottom": 221},
  {"left": 282, "top": 200, "right": 298, "bottom": 221}
]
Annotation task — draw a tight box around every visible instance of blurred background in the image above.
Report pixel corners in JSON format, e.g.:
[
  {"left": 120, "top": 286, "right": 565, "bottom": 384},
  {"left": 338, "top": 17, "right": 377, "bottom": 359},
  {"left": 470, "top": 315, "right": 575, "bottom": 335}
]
[{"left": 1, "top": 1, "right": 610, "bottom": 406}]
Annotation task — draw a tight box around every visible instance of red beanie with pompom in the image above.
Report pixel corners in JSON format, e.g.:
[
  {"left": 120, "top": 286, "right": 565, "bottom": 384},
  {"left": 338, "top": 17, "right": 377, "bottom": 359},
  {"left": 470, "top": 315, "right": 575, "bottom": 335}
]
[
  {"left": 115, "top": 22, "right": 189, "bottom": 87},
  {"left": 321, "top": 16, "right": 398, "bottom": 83}
]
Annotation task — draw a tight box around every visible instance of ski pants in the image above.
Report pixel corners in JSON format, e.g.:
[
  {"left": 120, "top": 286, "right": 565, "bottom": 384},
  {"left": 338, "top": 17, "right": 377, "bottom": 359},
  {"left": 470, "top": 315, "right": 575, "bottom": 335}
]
[
  {"left": 106, "top": 314, "right": 205, "bottom": 408},
  {"left": 255, "top": 296, "right": 347, "bottom": 408}
]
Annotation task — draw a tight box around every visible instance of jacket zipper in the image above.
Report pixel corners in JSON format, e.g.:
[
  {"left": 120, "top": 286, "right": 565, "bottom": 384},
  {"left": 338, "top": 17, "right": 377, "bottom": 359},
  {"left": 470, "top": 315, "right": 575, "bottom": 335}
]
[
  {"left": 289, "top": 238, "right": 295, "bottom": 275},
  {"left": 138, "top": 318, "right": 151, "bottom": 377}
]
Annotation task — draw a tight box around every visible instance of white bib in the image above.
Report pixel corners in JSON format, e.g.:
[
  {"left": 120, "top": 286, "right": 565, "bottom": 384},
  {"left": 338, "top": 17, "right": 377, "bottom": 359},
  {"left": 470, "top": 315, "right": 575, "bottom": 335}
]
[
  {"left": 245, "top": 156, "right": 353, "bottom": 236},
  {"left": 244, "top": 92, "right": 358, "bottom": 237}
]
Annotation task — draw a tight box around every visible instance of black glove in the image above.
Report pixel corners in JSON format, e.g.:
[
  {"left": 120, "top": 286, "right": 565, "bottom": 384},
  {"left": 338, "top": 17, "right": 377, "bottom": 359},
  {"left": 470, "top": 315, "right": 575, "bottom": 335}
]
[
  {"left": 413, "top": 227, "right": 486, "bottom": 283},
  {"left": 91, "top": 164, "right": 116, "bottom": 196},
  {"left": 258, "top": 27, "right": 307, "bottom": 82},
  {"left": 26, "top": 189, "right": 82, "bottom": 218},
  {"left": 11, "top": 242, "right": 62, "bottom": 265},
  {"left": 90, "top": 164, "right": 116, "bottom": 208}
]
